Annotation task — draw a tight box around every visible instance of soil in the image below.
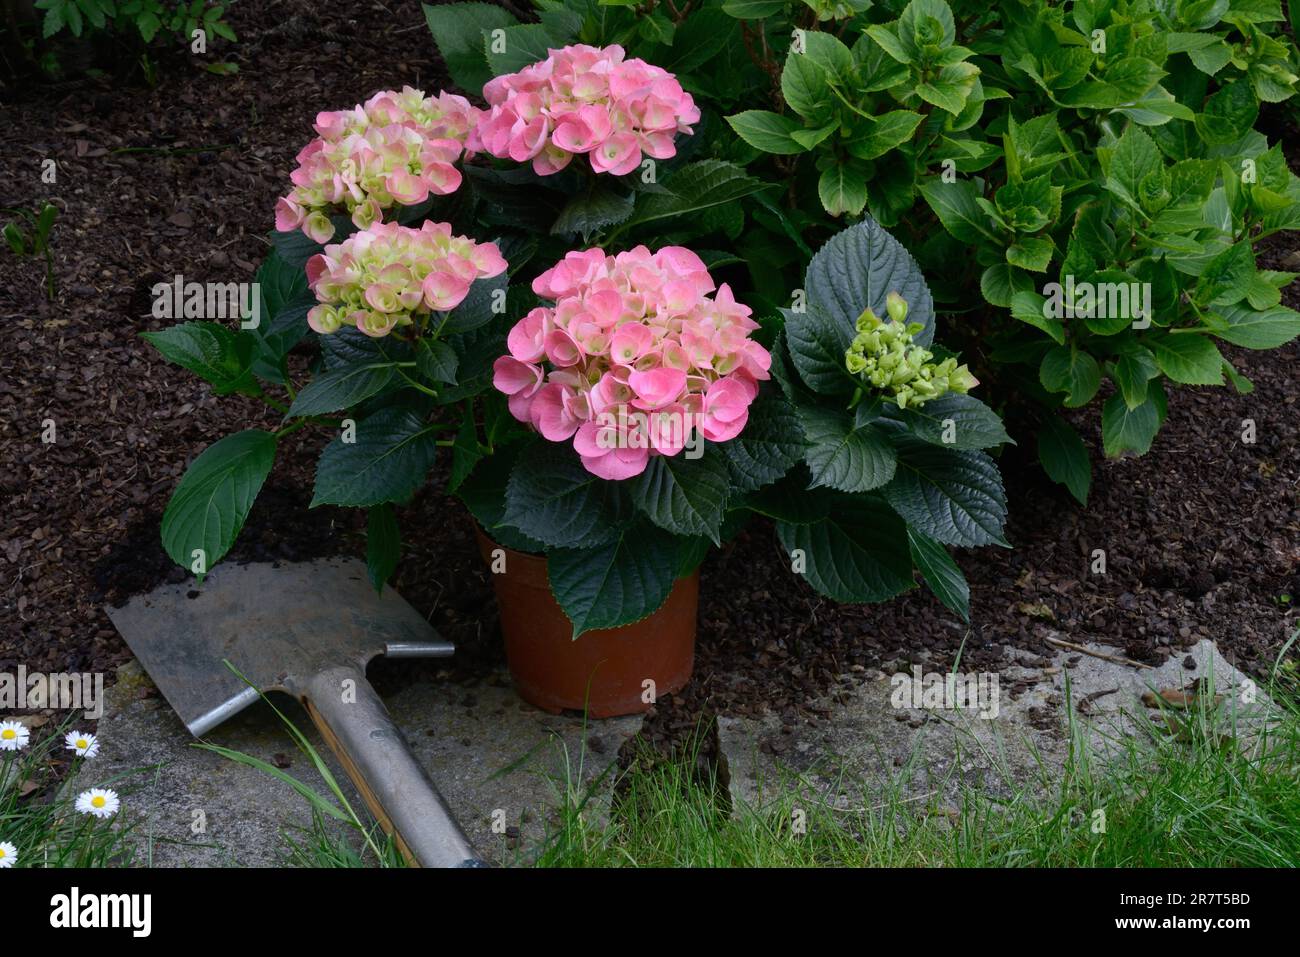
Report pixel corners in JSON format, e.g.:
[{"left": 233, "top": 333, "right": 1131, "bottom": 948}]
[{"left": 2, "top": 0, "right": 1298, "bottom": 767}]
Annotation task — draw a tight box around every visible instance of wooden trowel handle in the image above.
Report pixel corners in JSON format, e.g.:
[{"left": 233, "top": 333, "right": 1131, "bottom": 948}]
[{"left": 301, "top": 665, "right": 482, "bottom": 867}]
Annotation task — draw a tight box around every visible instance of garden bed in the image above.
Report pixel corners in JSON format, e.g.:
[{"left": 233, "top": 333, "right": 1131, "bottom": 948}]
[{"left": 2, "top": 0, "right": 1298, "bottom": 767}]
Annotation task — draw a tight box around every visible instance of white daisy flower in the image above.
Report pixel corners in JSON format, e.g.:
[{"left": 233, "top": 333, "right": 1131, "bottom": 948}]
[
  {"left": 64, "top": 731, "right": 100, "bottom": 759},
  {"left": 0, "top": 720, "right": 29, "bottom": 751},
  {"left": 75, "top": 788, "right": 120, "bottom": 819},
  {"left": 0, "top": 842, "right": 16, "bottom": 868}
]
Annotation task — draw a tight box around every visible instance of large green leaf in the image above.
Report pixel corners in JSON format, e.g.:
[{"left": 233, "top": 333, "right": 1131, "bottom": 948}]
[
  {"left": 436, "top": 320, "right": 513, "bottom": 404},
  {"left": 484, "top": 23, "right": 558, "bottom": 75},
  {"left": 443, "top": 274, "right": 513, "bottom": 334},
  {"left": 892, "top": 393, "right": 1013, "bottom": 449},
  {"left": 1210, "top": 302, "right": 1300, "bottom": 349},
  {"left": 818, "top": 162, "right": 869, "bottom": 217},
  {"left": 456, "top": 445, "right": 545, "bottom": 554},
  {"left": 1056, "top": 58, "right": 1165, "bottom": 108},
  {"left": 919, "top": 178, "right": 997, "bottom": 245},
  {"left": 630, "top": 452, "right": 731, "bottom": 543},
  {"left": 503, "top": 441, "right": 627, "bottom": 548},
  {"left": 161, "top": 429, "right": 278, "bottom": 573},
  {"left": 1101, "top": 57, "right": 1166, "bottom": 101},
  {"left": 551, "top": 181, "right": 635, "bottom": 240},
  {"left": 801, "top": 29, "right": 855, "bottom": 79},
  {"left": 270, "top": 226, "right": 327, "bottom": 269},
  {"left": 1188, "top": 37, "right": 1232, "bottom": 75},
  {"left": 845, "top": 111, "right": 924, "bottom": 161},
  {"left": 660, "top": 7, "right": 734, "bottom": 72},
  {"left": 916, "top": 62, "right": 980, "bottom": 116},
  {"left": 141, "top": 322, "right": 257, "bottom": 396},
  {"left": 249, "top": 250, "right": 315, "bottom": 377},
  {"left": 287, "top": 362, "right": 397, "bottom": 418},
  {"left": 743, "top": 469, "right": 835, "bottom": 524},
  {"left": 423, "top": 2, "right": 517, "bottom": 92},
  {"left": 1103, "top": 126, "right": 1163, "bottom": 213},
  {"left": 775, "top": 497, "right": 914, "bottom": 603},
  {"left": 1101, "top": 393, "right": 1160, "bottom": 458},
  {"left": 784, "top": 303, "right": 859, "bottom": 395},
  {"left": 1006, "top": 236, "right": 1055, "bottom": 273},
  {"left": 722, "top": 0, "right": 786, "bottom": 16},
  {"left": 1111, "top": 348, "right": 1160, "bottom": 410},
  {"left": 448, "top": 413, "right": 482, "bottom": 494},
  {"left": 804, "top": 217, "right": 937, "bottom": 346},
  {"left": 1149, "top": 332, "right": 1224, "bottom": 385},
  {"left": 623, "top": 160, "right": 769, "bottom": 229},
  {"left": 1008, "top": 290, "right": 1065, "bottom": 344},
  {"left": 319, "top": 326, "right": 413, "bottom": 369},
  {"left": 1196, "top": 80, "right": 1259, "bottom": 145},
  {"left": 881, "top": 440, "right": 1008, "bottom": 547},
  {"left": 797, "top": 404, "right": 898, "bottom": 492},
  {"left": 417, "top": 338, "right": 459, "bottom": 385},
  {"left": 1195, "top": 240, "right": 1255, "bottom": 306},
  {"left": 899, "top": 0, "right": 957, "bottom": 51},
  {"left": 1040, "top": 346, "right": 1102, "bottom": 407},
  {"left": 781, "top": 54, "right": 833, "bottom": 123},
  {"left": 1036, "top": 415, "right": 1091, "bottom": 505},
  {"left": 727, "top": 111, "right": 806, "bottom": 155},
  {"left": 366, "top": 504, "right": 401, "bottom": 594},
  {"left": 547, "top": 521, "right": 678, "bottom": 638},
  {"left": 908, "top": 528, "right": 971, "bottom": 622},
  {"left": 718, "top": 392, "right": 806, "bottom": 492},
  {"left": 312, "top": 407, "right": 440, "bottom": 507},
  {"left": 980, "top": 264, "right": 1036, "bottom": 309}
]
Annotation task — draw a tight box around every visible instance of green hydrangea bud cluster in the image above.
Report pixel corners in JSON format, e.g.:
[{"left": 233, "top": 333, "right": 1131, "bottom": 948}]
[{"left": 844, "top": 292, "right": 978, "bottom": 409}]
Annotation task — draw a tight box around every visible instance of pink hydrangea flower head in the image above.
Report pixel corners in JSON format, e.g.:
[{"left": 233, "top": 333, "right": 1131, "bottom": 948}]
[
  {"left": 468, "top": 45, "right": 699, "bottom": 178},
  {"left": 276, "top": 88, "right": 481, "bottom": 242},
  {"left": 495, "top": 246, "right": 769, "bottom": 479},
  {"left": 306, "top": 221, "right": 506, "bottom": 338}
]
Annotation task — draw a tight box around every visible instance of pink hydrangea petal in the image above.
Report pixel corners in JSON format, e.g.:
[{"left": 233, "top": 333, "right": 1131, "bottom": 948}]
[
  {"left": 627, "top": 367, "right": 686, "bottom": 409},
  {"left": 422, "top": 272, "right": 472, "bottom": 311},
  {"left": 544, "top": 328, "right": 583, "bottom": 367},
  {"left": 493, "top": 356, "right": 543, "bottom": 396},
  {"left": 508, "top": 388, "right": 538, "bottom": 423},
  {"left": 700, "top": 413, "right": 748, "bottom": 443},
  {"left": 275, "top": 197, "right": 304, "bottom": 232},
  {"left": 580, "top": 443, "right": 650, "bottom": 481},
  {"left": 531, "top": 384, "right": 582, "bottom": 442}
]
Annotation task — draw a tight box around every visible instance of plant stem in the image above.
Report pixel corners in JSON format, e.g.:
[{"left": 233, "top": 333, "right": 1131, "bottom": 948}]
[
  {"left": 396, "top": 368, "right": 440, "bottom": 398},
  {"left": 275, "top": 419, "right": 311, "bottom": 439}
]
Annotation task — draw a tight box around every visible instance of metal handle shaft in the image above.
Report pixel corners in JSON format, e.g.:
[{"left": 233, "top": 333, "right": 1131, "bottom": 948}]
[
  {"left": 384, "top": 640, "right": 457, "bottom": 659},
  {"left": 300, "top": 665, "right": 481, "bottom": 867}
]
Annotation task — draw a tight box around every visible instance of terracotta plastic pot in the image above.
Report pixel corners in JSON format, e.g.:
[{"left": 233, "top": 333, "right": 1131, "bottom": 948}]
[{"left": 475, "top": 529, "right": 698, "bottom": 718}]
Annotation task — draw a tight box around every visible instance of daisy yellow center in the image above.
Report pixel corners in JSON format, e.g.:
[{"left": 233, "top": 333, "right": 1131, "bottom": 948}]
[
  {"left": 1, "top": 729, "right": 14, "bottom": 739},
  {"left": 92, "top": 795, "right": 106, "bottom": 808},
  {"left": 76, "top": 739, "right": 88, "bottom": 748},
  {"left": 0, "top": 848, "right": 6, "bottom": 858}
]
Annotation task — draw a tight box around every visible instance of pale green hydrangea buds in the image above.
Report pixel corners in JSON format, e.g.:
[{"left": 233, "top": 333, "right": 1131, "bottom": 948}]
[
  {"left": 844, "top": 292, "right": 978, "bottom": 409},
  {"left": 885, "top": 290, "right": 909, "bottom": 325}
]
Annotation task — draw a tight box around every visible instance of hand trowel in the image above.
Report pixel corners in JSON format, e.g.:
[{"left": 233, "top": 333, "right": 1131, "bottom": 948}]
[{"left": 105, "top": 557, "right": 481, "bottom": 867}]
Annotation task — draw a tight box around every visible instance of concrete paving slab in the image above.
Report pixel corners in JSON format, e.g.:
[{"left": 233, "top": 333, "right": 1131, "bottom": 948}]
[
  {"left": 70, "top": 660, "right": 357, "bottom": 867},
  {"left": 73, "top": 661, "right": 639, "bottom": 866},
  {"left": 719, "top": 638, "right": 1275, "bottom": 815},
  {"left": 383, "top": 676, "right": 641, "bottom": 862}
]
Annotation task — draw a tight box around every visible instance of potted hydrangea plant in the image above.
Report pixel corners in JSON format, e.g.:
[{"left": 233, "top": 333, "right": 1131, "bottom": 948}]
[
  {"left": 469, "top": 242, "right": 770, "bottom": 715},
  {"left": 144, "top": 33, "right": 1012, "bottom": 718}
]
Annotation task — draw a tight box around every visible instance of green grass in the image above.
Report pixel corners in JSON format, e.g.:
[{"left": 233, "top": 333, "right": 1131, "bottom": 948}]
[{"left": 533, "top": 671, "right": 1300, "bottom": 868}]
